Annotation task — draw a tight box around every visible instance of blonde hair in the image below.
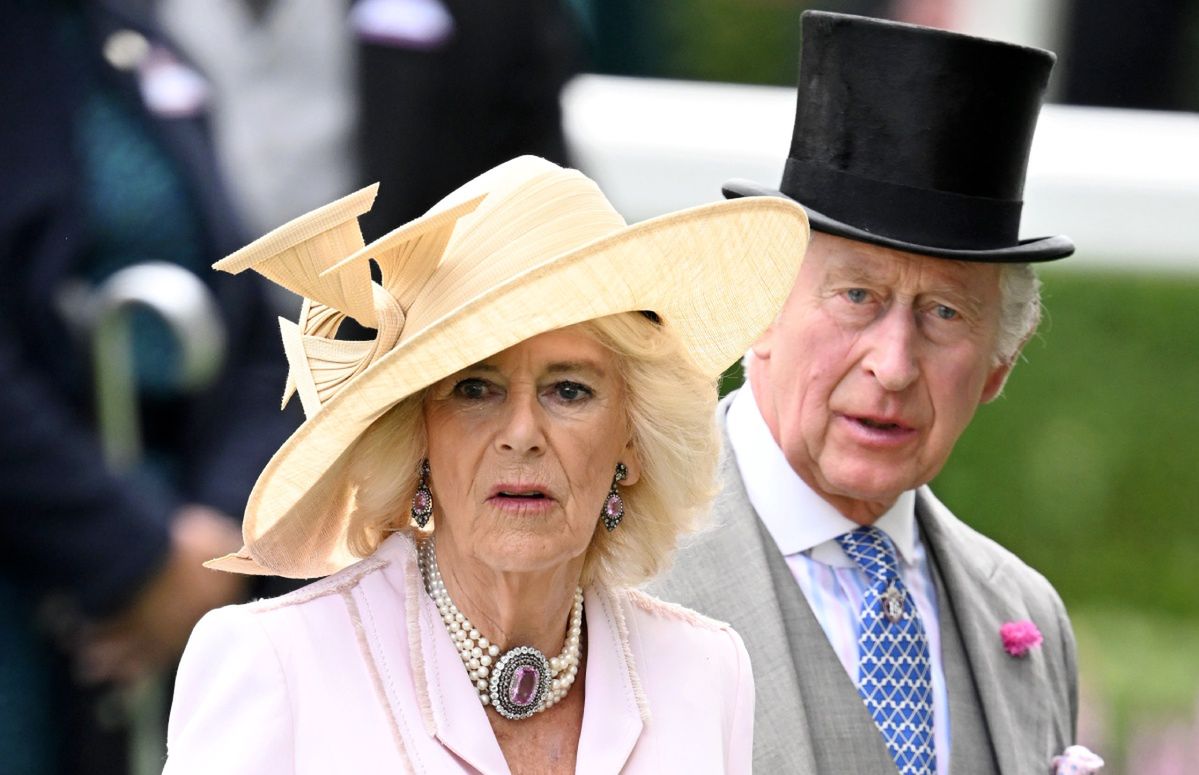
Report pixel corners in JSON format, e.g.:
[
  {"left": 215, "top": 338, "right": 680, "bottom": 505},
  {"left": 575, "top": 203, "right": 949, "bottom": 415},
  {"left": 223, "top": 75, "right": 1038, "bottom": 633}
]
[{"left": 343, "top": 312, "right": 720, "bottom": 588}]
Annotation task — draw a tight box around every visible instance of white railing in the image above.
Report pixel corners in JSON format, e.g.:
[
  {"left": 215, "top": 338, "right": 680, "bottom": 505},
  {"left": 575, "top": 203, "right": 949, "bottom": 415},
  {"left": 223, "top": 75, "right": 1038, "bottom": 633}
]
[{"left": 563, "top": 75, "right": 1199, "bottom": 271}]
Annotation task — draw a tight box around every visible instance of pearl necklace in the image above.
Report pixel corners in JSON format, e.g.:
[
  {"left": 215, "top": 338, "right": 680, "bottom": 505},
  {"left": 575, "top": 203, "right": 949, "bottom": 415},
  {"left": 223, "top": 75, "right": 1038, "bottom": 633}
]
[{"left": 417, "top": 538, "right": 584, "bottom": 720}]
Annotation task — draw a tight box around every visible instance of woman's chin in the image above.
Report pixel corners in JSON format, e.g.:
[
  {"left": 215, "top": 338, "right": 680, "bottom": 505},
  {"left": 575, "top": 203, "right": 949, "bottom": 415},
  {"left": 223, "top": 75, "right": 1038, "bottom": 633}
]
[{"left": 470, "top": 534, "right": 587, "bottom": 577}]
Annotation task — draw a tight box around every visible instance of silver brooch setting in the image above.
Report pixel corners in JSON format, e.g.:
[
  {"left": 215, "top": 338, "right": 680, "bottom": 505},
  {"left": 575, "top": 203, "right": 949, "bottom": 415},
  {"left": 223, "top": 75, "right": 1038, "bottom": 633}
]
[{"left": 881, "top": 581, "right": 905, "bottom": 624}]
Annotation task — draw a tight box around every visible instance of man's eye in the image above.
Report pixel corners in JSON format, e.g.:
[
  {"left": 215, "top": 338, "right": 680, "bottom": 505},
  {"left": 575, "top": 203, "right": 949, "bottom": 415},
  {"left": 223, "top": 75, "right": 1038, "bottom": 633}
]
[
  {"left": 845, "top": 288, "right": 869, "bottom": 304},
  {"left": 552, "top": 381, "right": 592, "bottom": 402},
  {"left": 453, "top": 378, "right": 489, "bottom": 399},
  {"left": 934, "top": 304, "right": 959, "bottom": 321}
]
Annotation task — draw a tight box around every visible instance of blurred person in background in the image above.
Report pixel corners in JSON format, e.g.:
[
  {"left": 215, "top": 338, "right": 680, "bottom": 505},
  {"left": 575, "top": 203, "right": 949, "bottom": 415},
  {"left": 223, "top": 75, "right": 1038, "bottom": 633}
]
[
  {"left": 652, "top": 11, "right": 1098, "bottom": 774},
  {"left": 0, "top": 2, "right": 299, "bottom": 773},
  {"left": 155, "top": 0, "right": 578, "bottom": 255}
]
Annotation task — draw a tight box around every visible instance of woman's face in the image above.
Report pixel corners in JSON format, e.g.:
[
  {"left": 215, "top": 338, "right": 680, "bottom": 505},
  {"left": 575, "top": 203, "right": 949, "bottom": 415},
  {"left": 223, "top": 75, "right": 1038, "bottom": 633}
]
[{"left": 423, "top": 325, "right": 639, "bottom": 576}]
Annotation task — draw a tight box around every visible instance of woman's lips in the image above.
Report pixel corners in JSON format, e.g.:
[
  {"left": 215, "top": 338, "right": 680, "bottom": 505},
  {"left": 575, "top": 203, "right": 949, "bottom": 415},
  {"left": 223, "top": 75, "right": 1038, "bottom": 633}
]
[{"left": 486, "top": 484, "right": 556, "bottom": 512}]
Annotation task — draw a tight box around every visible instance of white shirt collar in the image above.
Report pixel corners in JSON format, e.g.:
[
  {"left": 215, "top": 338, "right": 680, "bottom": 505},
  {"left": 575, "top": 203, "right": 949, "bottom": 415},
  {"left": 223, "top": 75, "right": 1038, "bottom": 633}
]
[{"left": 725, "top": 387, "right": 918, "bottom": 568}]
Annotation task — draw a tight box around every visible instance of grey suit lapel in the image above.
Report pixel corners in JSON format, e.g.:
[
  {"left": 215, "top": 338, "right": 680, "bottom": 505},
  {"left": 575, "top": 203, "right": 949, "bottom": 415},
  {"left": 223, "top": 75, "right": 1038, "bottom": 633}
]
[
  {"left": 917, "top": 489, "right": 1051, "bottom": 775},
  {"left": 752, "top": 515, "right": 898, "bottom": 774},
  {"left": 928, "top": 536, "right": 1000, "bottom": 774}
]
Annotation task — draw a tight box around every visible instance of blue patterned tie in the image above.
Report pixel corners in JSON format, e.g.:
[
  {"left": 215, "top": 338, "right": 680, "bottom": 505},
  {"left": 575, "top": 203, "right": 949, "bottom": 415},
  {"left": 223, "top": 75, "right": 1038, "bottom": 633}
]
[{"left": 837, "top": 526, "right": 936, "bottom": 775}]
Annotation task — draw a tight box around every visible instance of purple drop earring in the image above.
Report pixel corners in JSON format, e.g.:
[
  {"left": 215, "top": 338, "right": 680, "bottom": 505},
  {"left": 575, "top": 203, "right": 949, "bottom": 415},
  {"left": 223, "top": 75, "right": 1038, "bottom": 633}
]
[
  {"left": 601, "top": 463, "right": 628, "bottom": 531},
  {"left": 412, "top": 459, "right": 434, "bottom": 528}
]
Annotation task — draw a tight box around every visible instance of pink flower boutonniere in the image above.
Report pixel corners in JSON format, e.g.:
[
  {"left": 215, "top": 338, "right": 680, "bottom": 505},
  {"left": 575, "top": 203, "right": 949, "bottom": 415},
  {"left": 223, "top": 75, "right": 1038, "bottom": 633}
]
[{"left": 1000, "top": 619, "right": 1043, "bottom": 657}]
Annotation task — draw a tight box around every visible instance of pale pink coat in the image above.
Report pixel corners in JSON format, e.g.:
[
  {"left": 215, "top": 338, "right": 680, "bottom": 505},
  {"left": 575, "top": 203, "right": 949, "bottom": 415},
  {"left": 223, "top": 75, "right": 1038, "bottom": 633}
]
[{"left": 163, "top": 534, "right": 754, "bottom": 773}]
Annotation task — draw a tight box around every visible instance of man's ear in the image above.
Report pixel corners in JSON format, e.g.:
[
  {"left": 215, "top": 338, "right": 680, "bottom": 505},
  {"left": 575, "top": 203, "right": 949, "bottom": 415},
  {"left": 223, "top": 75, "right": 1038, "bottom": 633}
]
[
  {"left": 980, "top": 359, "right": 1015, "bottom": 404},
  {"left": 983, "top": 323, "right": 1037, "bottom": 403}
]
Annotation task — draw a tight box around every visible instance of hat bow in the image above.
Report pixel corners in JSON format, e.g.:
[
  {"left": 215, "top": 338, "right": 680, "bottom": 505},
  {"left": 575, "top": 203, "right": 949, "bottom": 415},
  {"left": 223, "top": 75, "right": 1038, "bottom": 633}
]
[{"left": 214, "top": 186, "right": 487, "bottom": 417}]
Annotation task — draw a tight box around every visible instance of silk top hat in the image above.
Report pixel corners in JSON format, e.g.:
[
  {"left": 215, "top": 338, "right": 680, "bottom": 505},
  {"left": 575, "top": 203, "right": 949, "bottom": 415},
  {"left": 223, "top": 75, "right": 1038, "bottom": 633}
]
[
  {"left": 204, "top": 156, "right": 809, "bottom": 577},
  {"left": 724, "top": 11, "right": 1074, "bottom": 262}
]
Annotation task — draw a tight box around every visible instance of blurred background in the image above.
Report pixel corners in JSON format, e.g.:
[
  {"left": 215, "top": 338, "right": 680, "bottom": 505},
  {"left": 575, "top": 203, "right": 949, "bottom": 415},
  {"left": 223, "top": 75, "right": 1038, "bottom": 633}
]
[{"left": 1, "top": 0, "right": 1196, "bottom": 773}]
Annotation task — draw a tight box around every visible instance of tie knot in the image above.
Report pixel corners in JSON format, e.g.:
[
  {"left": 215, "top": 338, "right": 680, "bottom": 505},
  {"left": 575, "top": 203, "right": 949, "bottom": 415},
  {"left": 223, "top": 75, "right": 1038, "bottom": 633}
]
[{"left": 836, "top": 526, "right": 900, "bottom": 583}]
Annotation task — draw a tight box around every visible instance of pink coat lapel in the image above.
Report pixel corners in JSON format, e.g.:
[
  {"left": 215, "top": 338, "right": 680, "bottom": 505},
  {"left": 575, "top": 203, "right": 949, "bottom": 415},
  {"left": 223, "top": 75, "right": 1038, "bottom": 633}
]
[{"left": 577, "top": 586, "right": 647, "bottom": 774}]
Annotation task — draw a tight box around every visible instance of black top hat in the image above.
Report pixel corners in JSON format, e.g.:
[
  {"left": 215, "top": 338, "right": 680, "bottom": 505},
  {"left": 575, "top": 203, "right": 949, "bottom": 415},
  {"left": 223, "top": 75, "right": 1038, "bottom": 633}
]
[{"left": 725, "top": 11, "right": 1074, "bottom": 262}]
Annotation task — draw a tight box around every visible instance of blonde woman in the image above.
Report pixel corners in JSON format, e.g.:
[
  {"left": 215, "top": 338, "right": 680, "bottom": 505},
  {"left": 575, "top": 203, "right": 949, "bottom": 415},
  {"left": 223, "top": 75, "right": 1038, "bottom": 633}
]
[{"left": 163, "top": 156, "right": 809, "bottom": 774}]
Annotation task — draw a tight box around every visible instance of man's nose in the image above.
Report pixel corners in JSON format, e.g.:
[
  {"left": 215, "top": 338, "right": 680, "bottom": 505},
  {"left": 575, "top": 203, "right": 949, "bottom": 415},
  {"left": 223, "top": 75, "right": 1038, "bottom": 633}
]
[
  {"left": 495, "top": 392, "right": 547, "bottom": 456},
  {"left": 860, "top": 306, "right": 920, "bottom": 392}
]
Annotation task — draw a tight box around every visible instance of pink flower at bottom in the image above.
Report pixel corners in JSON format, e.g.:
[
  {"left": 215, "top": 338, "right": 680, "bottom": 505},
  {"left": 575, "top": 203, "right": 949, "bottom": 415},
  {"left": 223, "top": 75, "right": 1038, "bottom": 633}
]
[{"left": 1000, "top": 619, "right": 1043, "bottom": 657}]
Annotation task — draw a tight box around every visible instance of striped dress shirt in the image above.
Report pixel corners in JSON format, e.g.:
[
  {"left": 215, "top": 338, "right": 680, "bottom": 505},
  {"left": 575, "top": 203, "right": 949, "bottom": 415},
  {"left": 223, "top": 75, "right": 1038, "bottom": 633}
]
[{"left": 726, "top": 388, "right": 951, "bottom": 774}]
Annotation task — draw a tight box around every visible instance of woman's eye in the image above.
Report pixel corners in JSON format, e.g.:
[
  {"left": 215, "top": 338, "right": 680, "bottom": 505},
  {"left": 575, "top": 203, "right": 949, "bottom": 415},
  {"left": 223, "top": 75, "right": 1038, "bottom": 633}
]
[
  {"left": 453, "top": 378, "right": 489, "bottom": 400},
  {"left": 933, "top": 304, "right": 959, "bottom": 321},
  {"left": 845, "top": 288, "right": 869, "bottom": 304},
  {"left": 552, "top": 381, "right": 592, "bottom": 402}
]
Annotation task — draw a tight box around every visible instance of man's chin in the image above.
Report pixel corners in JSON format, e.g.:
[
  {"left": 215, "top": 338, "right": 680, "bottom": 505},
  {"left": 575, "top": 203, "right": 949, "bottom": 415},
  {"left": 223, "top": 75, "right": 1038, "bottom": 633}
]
[{"left": 814, "top": 466, "right": 920, "bottom": 513}]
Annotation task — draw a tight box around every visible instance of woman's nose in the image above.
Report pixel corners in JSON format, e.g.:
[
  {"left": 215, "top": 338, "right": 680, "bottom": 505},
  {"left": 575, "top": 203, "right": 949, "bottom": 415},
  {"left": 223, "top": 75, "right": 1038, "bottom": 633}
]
[{"left": 495, "top": 392, "right": 547, "bottom": 455}]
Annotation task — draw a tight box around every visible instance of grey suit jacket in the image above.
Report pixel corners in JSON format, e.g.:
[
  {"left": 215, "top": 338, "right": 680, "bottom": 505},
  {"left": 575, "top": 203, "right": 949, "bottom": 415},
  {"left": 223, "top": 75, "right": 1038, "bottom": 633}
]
[{"left": 648, "top": 395, "right": 1078, "bottom": 773}]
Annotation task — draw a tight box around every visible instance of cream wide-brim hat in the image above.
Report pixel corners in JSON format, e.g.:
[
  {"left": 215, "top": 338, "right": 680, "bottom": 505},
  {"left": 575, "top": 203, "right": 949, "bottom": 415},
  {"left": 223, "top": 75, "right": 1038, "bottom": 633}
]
[{"left": 208, "top": 156, "right": 809, "bottom": 578}]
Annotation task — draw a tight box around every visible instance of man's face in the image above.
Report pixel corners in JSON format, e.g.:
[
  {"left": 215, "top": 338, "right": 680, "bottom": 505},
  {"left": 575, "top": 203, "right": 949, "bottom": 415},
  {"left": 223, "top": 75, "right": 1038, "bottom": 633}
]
[{"left": 750, "top": 233, "right": 1013, "bottom": 521}]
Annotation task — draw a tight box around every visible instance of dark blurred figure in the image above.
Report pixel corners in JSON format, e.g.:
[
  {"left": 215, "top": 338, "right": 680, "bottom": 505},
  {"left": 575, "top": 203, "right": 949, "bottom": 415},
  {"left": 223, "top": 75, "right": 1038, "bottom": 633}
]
[
  {"left": 158, "top": 0, "right": 579, "bottom": 244},
  {"left": 1063, "top": 0, "right": 1199, "bottom": 111},
  {"left": 0, "top": 1, "right": 300, "bottom": 773},
  {"left": 357, "top": 0, "right": 578, "bottom": 234}
]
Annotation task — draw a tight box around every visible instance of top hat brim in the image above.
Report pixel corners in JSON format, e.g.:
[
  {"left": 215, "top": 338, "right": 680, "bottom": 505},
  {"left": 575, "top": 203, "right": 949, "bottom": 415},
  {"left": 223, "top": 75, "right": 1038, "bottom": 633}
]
[{"left": 723, "top": 178, "right": 1073, "bottom": 262}]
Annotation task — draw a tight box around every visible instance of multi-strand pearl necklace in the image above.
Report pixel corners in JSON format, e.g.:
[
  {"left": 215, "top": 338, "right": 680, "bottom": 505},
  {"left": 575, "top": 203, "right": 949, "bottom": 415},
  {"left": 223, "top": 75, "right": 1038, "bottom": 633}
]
[{"left": 417, "top": 537, "right": 584, "bottom": 720}]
